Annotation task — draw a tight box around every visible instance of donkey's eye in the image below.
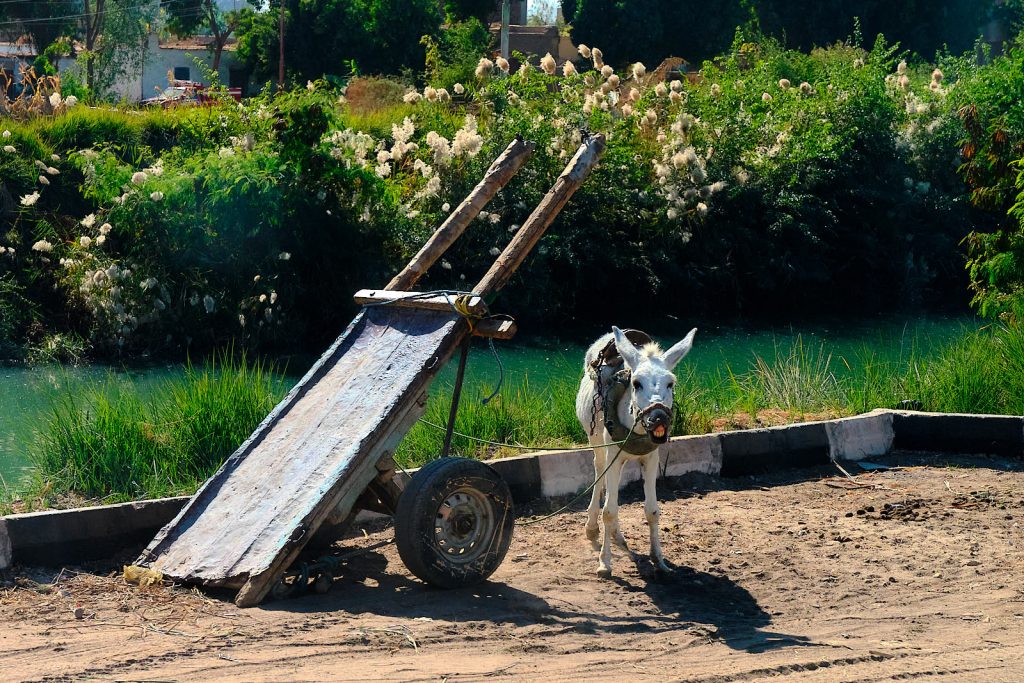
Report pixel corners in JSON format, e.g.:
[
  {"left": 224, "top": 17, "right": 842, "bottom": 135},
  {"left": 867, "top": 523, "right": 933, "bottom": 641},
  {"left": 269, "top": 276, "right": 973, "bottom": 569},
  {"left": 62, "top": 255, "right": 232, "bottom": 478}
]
[
  {"left": 668, "top": 382, "right": 675, "bottom": 389},
  {"left": 633, "top": 380, "right": 642, "bottom": 391}
]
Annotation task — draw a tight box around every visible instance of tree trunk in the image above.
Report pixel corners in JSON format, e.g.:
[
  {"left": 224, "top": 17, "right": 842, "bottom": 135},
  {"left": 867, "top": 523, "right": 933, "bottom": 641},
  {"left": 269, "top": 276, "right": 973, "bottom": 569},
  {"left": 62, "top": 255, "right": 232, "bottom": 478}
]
[
  {"left": 83, "top": 0, "right": 104, "bottom": 93},
  {"left": 208, "top": 0, "right": 223, "bottom": 72},
  {"left": 211, "top": 40, "right": 223, "bottom": 72}
]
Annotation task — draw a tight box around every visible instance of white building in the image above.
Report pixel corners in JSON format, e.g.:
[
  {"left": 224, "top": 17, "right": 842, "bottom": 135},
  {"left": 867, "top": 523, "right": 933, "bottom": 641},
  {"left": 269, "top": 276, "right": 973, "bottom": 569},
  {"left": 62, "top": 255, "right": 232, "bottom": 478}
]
[
  {"left": 1, "top": 2, "right": 247, "bottom": 104},
  {"left": 110, "top": 33, "right": 245, "bottom": 102}
]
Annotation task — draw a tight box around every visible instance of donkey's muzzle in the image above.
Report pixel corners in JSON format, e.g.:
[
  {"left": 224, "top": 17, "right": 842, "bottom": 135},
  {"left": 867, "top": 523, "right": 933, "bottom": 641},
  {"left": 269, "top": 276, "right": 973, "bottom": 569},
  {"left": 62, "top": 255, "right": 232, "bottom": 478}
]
[{"left": 641, "top": 404, "right": 673, "bottom": 444}]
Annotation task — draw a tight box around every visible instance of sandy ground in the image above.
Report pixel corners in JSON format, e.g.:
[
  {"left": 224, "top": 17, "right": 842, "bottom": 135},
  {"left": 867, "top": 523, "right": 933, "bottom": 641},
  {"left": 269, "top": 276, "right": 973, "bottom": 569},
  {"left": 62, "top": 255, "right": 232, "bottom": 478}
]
[{"left": 3, "top": 451, "right": 1024, "bottom": 682}]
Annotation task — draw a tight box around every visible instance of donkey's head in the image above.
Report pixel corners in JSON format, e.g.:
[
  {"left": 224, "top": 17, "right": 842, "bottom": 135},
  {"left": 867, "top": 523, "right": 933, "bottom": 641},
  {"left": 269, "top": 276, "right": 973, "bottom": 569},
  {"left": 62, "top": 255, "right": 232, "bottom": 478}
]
[{"left": 612, "top": 326, "right": 697, "bottom": 444}]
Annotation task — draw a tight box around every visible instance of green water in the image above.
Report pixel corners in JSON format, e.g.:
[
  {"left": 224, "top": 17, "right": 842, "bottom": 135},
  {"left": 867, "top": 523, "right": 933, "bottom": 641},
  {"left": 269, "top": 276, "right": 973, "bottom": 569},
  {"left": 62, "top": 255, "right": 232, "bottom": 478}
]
[
  {"left": 0, "top": 364, "right": 188, "bottom": 487},
  {"left": 0, "top": 316, "right": 977, "bottom": 486},
  {"left": 437, "top": 315, "right": 979, "bottom": 394}
]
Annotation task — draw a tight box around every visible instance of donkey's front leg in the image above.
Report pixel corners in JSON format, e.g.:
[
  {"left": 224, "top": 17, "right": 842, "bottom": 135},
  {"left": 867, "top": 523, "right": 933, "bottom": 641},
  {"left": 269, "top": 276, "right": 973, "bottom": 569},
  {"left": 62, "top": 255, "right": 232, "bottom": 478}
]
[
  {"left": 642, "top": 450, "right": 671, "bottom": 573},
  {"left": 598, "top": 453, "right": 626, "bottom": 578},
  {"left": 585, "top": 432, "right": 608, "bottom": 549}
]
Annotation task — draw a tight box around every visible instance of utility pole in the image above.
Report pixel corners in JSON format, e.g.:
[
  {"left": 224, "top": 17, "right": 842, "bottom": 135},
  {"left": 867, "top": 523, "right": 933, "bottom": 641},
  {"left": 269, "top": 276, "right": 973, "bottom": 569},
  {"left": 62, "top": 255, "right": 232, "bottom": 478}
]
[
  {"left": 500, "top": 0, "right": 510, "bottom": 60},
  {"left": 278, "top": 0, "right": 285, "bottom": 91}
]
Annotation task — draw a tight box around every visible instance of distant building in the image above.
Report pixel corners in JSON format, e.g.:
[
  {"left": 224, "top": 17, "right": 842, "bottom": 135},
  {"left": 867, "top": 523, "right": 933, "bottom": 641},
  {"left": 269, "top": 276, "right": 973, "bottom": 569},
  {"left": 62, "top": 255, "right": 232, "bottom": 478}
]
[
  {"left": 115, "top": 34, "right": 245, "bottom": 102},
  {"left": 0, "top": 39, "right": 35, "bottom": 87},
  {"left": 485, "top": 1, "right": 577, "bottom": 65},
  {"left": 1, "top": 0, "right": 247, "bottom": 103}
]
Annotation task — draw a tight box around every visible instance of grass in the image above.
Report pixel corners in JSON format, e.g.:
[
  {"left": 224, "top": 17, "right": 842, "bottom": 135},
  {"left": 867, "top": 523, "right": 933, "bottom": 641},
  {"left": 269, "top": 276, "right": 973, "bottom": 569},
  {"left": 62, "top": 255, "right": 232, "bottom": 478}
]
[
  {"left": 24, "top": 352, "right": 284, "bottom": 506},
  {"left": 396, "top": 375, "right": 585, "bottom": 468},
  {"left": 7, "top": 321, "right": 1024, "bottom": 509}
]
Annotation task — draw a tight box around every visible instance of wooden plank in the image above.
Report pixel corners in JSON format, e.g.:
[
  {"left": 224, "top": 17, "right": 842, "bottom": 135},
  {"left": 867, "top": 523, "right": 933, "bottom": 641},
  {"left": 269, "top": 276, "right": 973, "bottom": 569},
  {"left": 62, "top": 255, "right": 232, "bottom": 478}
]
[
  {"left": 473, "top": 318, "right": 517, "bottom": 340},
  {"left": 476, "top": 134, "right": 606, "bottom": 297},
  {"left": 386, "top": 137, "right": 535, "bottom": 292},
  {"left": 139, "top": 306, "right": 467, "bottom": 602},
  {"left": 234, "top": 380, "right": 433, "bottom": 607},
  {"left": 353, "top": 289, "right": 487, "bottom": 315}
]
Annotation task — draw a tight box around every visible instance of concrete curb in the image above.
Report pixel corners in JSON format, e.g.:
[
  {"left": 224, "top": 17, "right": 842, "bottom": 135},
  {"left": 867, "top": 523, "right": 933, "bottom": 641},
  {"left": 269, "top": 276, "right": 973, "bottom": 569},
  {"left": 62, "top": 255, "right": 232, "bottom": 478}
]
[
  {"left": 3, "top": 409, "right": 1021, "bottom": 570},
  {"left": 0, "top": 497, "right": 188, "bottom": 570}
]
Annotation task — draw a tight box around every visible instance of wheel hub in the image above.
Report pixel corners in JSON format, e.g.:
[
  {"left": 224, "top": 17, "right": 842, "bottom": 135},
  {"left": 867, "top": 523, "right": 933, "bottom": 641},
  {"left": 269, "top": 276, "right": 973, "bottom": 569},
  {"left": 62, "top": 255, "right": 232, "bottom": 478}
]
[{"left": 434, "top": 488, "right": 495, "bottom": 564}]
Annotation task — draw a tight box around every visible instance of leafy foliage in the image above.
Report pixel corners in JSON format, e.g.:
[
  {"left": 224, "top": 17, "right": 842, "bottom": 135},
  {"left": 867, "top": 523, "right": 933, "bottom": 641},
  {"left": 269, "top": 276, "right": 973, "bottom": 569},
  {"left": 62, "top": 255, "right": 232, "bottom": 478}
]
[
  {"left": 951, "top": 36, "right": 1024, "bottom": 318},
  {"left": 237, "top": 0, "right": 443, "bottom": 85},
  {"left": 6, "top": 29, "right": 1024, "bottom": 359},
  {"left": 567, "top": 0, "right": 1003, "bottom": 66}
]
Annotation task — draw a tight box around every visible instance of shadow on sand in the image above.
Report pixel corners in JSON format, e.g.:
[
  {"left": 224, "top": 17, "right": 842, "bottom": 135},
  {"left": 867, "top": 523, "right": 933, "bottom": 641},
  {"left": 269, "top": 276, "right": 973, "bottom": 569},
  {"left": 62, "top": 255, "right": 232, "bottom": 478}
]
[{"left": 262, "top": 544, "right": 811, "bottom": 653}]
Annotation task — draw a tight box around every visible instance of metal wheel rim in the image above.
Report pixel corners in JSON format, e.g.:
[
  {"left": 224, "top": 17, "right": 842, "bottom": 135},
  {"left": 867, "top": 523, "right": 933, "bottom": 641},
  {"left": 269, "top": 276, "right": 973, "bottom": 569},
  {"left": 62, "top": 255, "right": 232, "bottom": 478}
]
[{"left": 433, "top": 487, "right": 495, "bottom": 565}]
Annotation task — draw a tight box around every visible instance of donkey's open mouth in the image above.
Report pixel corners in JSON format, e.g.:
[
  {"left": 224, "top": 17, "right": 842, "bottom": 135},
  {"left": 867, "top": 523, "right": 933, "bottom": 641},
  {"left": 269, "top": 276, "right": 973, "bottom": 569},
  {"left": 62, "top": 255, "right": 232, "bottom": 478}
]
[{"left": 641, "top": 404, "right": 673, "bottom": 444}]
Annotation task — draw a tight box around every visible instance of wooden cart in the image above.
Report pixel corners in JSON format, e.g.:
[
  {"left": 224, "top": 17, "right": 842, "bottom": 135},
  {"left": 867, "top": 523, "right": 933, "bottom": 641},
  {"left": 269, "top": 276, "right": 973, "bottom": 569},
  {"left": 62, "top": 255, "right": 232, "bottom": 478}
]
[{"left": 138, "top": 134, "right": 606, "bottom": 607}]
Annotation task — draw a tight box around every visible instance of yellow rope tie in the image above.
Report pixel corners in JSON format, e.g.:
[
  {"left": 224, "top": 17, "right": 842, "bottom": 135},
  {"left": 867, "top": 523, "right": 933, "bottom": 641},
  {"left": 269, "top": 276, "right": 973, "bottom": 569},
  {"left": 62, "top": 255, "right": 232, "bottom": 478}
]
[{"left": 453, "top": 294, "right": 483, "bottom": 333}]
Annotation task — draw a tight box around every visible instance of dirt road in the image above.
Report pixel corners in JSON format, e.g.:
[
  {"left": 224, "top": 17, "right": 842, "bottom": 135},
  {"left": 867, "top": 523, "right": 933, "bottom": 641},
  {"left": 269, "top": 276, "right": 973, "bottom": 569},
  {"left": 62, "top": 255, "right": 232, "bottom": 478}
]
[{"left": 3, "top": 452, "right": 1024, "bottom": 682}]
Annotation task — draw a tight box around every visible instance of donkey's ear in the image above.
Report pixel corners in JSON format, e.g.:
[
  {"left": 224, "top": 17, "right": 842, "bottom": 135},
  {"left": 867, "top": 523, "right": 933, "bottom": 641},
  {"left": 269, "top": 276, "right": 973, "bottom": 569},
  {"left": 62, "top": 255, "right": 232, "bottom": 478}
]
[
  {"left": 663, "top": 328, "right": 697, "bottom": 369},
  {"left": 612, "top": 326, "right": 642, "bottom": 371}
]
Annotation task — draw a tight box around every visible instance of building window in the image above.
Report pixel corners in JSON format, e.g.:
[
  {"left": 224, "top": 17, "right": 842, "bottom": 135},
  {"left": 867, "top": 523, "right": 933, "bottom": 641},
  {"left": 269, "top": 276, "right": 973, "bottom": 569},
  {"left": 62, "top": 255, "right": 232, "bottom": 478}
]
[
  {"left": 228, "top": 68, "right": 246, "bottom": 91},
  {"left": 173, "top": 66, "right": 190, "bottom": 81}
]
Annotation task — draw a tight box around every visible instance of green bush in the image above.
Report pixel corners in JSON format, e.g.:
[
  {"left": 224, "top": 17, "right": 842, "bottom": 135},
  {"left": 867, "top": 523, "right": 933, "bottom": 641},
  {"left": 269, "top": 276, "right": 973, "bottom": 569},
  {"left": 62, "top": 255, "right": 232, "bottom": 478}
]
[
  {"left": 5, "top": 30, "right": 1024, "bottom": 359},
  {"left": 236, "top": 0, "right": 443, "bottom": 85},
  {"left": 953, "top": 35, "right": 1024, "bottom": 318}
]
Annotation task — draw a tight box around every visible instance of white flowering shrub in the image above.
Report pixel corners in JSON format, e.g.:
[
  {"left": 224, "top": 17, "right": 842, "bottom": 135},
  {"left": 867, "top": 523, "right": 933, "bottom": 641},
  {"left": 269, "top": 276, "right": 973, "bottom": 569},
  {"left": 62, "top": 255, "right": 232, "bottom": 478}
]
[{"left": 1, "top": 30, "right": 1018, "bottom": 358}]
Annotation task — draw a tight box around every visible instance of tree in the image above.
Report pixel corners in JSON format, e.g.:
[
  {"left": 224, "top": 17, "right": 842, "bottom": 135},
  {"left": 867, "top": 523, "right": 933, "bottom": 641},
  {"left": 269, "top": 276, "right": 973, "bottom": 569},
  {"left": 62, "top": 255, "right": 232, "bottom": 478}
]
[
  {"left": 0, "top": 1, "right": 77, "bottom": 56},
  {"left": 443, "top": 0, "right": 494, "bottom": 23},
  {"left": 79, "top": 0, "right": 157, "bottom": 95},
  {"left": 569, "top": 0, "right": 996, "bottom": 67},
  {"left": 236, "top": 0, "right": 443, "bottom": 85},
  {"left": 161, "top": 0, "right": 254, "bottom": 71},
  {"left": 570, "top": 0, "right": 745, "bottom": 65}
]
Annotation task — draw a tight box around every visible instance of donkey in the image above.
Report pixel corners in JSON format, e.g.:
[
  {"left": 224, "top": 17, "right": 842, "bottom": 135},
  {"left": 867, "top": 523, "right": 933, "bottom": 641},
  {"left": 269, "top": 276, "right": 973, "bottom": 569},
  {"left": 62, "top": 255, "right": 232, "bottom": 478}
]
[{"left": 575, "top": 326, "right": 697, "bottom": 577}]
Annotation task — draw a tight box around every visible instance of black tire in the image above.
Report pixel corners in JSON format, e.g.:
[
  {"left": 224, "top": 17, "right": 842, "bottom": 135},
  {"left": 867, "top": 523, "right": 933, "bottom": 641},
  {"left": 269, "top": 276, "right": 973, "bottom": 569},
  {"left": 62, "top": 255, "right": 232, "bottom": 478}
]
[{"left": 394, "top": 457, "right": 515, "bottom": 589}]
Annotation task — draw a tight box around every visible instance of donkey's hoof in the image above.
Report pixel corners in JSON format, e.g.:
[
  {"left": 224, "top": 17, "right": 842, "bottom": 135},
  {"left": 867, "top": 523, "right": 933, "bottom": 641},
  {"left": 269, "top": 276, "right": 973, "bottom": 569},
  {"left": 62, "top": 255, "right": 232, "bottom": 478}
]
[
  {"left": 596, "top": 565, "right": 613, "bottom": 579},
  {"left": 585, "top": 525, "right": 600, "bottom": 544}
]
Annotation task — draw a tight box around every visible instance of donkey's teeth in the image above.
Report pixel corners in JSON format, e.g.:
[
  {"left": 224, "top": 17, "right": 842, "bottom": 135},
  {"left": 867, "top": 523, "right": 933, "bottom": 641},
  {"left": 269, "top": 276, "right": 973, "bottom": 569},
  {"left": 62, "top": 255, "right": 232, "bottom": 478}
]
[{"left": 653, "top": 425, "right": 666, "bottom": 438}]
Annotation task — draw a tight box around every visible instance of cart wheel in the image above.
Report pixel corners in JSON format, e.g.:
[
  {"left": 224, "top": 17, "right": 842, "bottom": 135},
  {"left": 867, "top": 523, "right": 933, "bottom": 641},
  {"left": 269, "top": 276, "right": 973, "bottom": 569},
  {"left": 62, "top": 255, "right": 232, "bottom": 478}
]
[{"left": 395, "top": 457, "right": 514, "bottom": 589}]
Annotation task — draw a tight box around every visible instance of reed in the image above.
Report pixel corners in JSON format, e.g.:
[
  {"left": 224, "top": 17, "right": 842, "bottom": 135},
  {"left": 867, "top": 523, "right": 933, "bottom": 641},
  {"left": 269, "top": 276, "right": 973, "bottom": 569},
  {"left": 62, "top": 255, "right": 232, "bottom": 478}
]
[{"left": 30, "top": 353, "right": 284, "bottom": 501}]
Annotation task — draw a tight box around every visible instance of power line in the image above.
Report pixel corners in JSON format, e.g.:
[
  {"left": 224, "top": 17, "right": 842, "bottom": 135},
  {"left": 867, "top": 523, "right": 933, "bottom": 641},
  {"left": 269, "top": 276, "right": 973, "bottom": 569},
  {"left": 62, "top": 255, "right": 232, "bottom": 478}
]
[
  {"left": 0, "top": 1, "right": 208, "bottom": 26},
  {"left": 0, "top": 0, "right": 203, "bottom": 25}
]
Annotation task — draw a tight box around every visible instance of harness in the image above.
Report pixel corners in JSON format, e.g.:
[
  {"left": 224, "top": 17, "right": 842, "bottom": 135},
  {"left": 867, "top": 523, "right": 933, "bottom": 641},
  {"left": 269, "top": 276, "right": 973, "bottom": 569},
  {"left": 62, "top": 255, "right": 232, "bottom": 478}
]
[{"left": 587, "top": 329, "right": 673, "bottom": 456}]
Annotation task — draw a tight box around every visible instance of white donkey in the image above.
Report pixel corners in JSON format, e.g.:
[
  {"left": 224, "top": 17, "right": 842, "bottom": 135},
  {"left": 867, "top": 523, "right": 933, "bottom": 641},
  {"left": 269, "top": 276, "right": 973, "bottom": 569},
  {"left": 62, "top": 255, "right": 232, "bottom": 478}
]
[{"left": 575, "top": 326, "right": 697, "bottom": 577}]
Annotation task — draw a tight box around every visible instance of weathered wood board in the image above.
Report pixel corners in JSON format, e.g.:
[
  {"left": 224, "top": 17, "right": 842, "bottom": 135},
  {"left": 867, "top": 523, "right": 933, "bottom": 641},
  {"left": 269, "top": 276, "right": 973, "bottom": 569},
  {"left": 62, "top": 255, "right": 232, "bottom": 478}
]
[{"left": 139, "top": 305, "right": 466, "bottom": 605}]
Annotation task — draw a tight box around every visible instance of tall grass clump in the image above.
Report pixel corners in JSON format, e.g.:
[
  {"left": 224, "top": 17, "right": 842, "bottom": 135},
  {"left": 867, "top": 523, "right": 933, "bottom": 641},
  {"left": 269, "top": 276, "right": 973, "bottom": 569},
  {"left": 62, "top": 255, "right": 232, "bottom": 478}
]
[
  {"left": 913, "top": 329, "right": 1006, "bottom": 414},
  {"left": 160, "top": 353, "right": 284, "bottom": 479},
  {"left": 730, "top": 336, "right": 844, "bottom": 416},
  {"left": 35, "top": 387, "right": 173, "bottom": 499},
  {"left": 912, "top": 321, "right": 1024, "bottom": 415},
  {"left": 32, "top": 354, "right": 285, "bottom": 501},
  {"left": 995, "top": 321, "right": 1024, "bottom": 415}
]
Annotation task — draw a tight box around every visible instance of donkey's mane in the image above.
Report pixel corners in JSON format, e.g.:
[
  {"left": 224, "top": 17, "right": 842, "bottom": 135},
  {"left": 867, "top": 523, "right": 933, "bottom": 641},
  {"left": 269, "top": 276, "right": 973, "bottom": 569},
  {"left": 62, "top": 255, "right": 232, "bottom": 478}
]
[{"left": 640, "top": 342, "right": 663, "bottom": 360}]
